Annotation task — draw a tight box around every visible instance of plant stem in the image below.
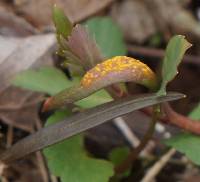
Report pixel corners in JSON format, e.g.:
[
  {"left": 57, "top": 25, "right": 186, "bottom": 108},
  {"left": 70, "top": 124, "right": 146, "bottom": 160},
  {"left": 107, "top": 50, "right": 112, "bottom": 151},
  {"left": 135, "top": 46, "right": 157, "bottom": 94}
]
[
  {"left": 142, "top": 103, "right": 200, "bottom": 135},
  {"left": 114, "top": 105, "right": 160, "bottom": 174}
]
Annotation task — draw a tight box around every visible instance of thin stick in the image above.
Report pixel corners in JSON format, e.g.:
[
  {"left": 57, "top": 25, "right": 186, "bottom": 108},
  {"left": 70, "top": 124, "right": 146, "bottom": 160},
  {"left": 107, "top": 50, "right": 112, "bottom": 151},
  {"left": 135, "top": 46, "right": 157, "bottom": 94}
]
[
  {"left": 128, "top": 45, "right": 200, "bottom": 65},
  {"left": 115, "top": 106, "right": 159, "bottom": 174},
  {"left": 50, "top": 175, "right": 58, "bottom": 182},
  {"left": 108, "top": 84, "right": 142, "bottom": 150},
  {"left": 113, "top": 117, "right": 140, "bottom": 147},
  {"left": 141, "top": 148, "right": 176, "bottom": 182},
  {"left": 0, "top": 96, "right": 44, "bottom": 111},
  {"left": 114, "top": 117, "right": 156, "bottom": 158},
  {"left": 36, "top": 152, "right": 49, "bottom": 182},
  {"left": 6, "top": 126, "right": 13, "bottom": 148},
  {"left": 35, "top": 119, "right": 49, "bottom": 182}
]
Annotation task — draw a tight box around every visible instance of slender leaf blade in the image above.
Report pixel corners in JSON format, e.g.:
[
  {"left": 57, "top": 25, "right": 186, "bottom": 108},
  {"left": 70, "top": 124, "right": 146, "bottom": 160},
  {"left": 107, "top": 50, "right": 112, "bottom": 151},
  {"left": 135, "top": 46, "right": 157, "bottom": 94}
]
[{"left": 0, "top": 92, "right": 184, "bottom": 163}]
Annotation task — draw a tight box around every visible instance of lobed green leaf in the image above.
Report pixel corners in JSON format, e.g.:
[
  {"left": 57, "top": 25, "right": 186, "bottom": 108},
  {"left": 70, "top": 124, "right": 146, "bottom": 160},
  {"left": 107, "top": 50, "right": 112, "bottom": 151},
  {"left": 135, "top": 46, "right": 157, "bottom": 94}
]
[
  {"left": 12, "top": 67, "right": 80, "bottom": 95},
  {"left": 85, "top": 17, "right": 127, "bottom": 58},
  {"left": 188, "top": 103, "right": 200, "bottom": 120},
  {"left": 164, "top": 103, "right": 200, "bottom": 165},
  {"left": 12, "top": 66, "right": 112, "bottom": 109},
  {"left": 109, "top": 147, "right": 130, "bottom": 177},
  {"left": 44, "top": 110, "right": 114, "bottom": 182},
  {"left": 157, "top": 35, "right": 191, "bottom": 95}
]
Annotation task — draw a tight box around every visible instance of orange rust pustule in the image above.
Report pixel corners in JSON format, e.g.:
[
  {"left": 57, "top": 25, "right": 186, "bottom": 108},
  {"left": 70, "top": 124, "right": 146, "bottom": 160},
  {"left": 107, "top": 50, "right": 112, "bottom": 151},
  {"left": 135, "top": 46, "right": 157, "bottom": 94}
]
[{"left": 81, "top": 56, "right": 155, "bottom": 87}]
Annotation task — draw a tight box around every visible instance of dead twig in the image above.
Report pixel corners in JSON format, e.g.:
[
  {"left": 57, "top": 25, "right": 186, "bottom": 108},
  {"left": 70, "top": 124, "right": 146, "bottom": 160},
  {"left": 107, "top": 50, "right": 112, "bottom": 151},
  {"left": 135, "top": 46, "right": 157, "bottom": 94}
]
[
  {"left": 0, "top": 96, "right": 44, "bottom": 111},
  {"left": 128, "top": 45, "right": 200, "bottom": 65},
  {"left": 6, "top": 126, "right": 13, "bottom": 148},
  {"left": 114, "top": 117, "right": 155, "bottom": 158},
  {"left": 35, "top": 119, "right": 49, "bottom": 182},
  {"left": 115, "top": 107, "right": 159, "bottom": 174},
  {"left": 36, "top": 152, "right": 49, "bottom": 182},
  {"left": 141, "top": 148, "right": 176, "bottom": 182},
  {"left": 50, "top": 175, "right": 58, "bottom": 182},
  {"left": 113, "top": 117, "right": 140, "bottom": 147}
]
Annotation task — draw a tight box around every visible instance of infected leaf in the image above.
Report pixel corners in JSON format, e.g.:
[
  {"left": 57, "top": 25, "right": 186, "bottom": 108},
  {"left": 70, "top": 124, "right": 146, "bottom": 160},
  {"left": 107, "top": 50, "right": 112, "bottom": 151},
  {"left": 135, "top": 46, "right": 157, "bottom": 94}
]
[{"left": 43, "top": 56, "right": 157, "bottom": 111}]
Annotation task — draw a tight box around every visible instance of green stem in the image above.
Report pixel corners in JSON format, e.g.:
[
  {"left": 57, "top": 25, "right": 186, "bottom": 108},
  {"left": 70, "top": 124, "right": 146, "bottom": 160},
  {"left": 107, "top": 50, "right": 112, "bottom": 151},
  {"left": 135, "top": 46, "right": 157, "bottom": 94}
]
[{"left": 114, "top": 105, "right": 160, "bottom": 174}]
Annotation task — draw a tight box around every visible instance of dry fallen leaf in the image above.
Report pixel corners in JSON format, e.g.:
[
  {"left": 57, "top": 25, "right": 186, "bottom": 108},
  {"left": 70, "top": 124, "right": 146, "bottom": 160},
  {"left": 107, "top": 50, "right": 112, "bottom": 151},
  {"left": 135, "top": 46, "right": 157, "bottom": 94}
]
[
  {"left": 0, "top": 87, "right": 42, "bottom": 132},
  {"left": 111, "top": 0, "right": 156, "bottom": 43},
  {"left": 0, "top": 33, "right": 56, "bottom": 92},
  {"left": 0, "top": 6, "right": 38, "bottom": 37},
  {"left": 14, "top": 0, "right": 115, "bottom": 27},
  {"left": 0, "top": 33, "right": 56, "bottom": 131},
  {"left": 143, "top": 0, "right": 200, "bottom": 41},
  {"left": 3, "top": 154, "right": 45, "bottom": 182}
]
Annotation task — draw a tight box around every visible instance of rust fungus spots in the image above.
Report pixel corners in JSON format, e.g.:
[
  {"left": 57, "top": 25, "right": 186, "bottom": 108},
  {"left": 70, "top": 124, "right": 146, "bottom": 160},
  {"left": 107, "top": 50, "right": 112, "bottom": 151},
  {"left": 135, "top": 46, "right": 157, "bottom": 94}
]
[{"left": 81, "top": 56, "right": 155, "bottom": 87}]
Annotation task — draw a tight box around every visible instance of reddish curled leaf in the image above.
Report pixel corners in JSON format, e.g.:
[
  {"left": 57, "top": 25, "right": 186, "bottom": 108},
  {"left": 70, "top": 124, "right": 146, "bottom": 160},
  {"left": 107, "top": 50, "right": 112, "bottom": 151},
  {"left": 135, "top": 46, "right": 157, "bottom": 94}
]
[
  {"left": 61, "top": 24, "right": 103, "bottom": 71},
  {"left": 43, "top": 56, "right": 157, "bottom": 111}
]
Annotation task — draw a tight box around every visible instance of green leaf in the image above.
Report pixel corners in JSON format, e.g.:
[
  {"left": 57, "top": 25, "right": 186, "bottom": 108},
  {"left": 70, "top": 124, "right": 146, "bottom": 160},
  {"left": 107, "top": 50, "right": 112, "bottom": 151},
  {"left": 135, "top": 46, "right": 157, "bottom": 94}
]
[
  {"left": 12, "top": 67, "right": 80, "bottom": 95},
  {"left": 85, "top": 17, "right": 127, "bottom": 58},
  {"left": 188, "top": 103, "right": 200, "bottom": 120},
  {"left": 164, "top": 103, "right": 200, "bottom": 165},
  {"left": 109, "top": 147, "right": 130, "bottom": 177},
  {"left": 43, "top": 110, "right": 114, "bottom": 182},
  {"left": 165, "top": 133, "right": 200, "bottom": 165},
  {"left": 12, "top": 66, "right": 112, "bottom": 110},
  {"left": 76, "top": 89, "right": 113, "bottom": 108},
  {"left": 157, "top": 35, "right": 191, "bottom": 95},
  {"left": 109, "top": 147, "right": 129, "bottom": 166},
  {"left": 53, "top": 5, "right": 73, "bottom": 38}
]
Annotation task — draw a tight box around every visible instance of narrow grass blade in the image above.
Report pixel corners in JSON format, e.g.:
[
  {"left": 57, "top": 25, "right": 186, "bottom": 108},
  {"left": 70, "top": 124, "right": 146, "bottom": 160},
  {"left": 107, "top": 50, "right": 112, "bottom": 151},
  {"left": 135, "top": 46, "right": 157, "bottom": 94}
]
[{"left": 0, "top": 92, "right": 184, "bottom": 163}]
